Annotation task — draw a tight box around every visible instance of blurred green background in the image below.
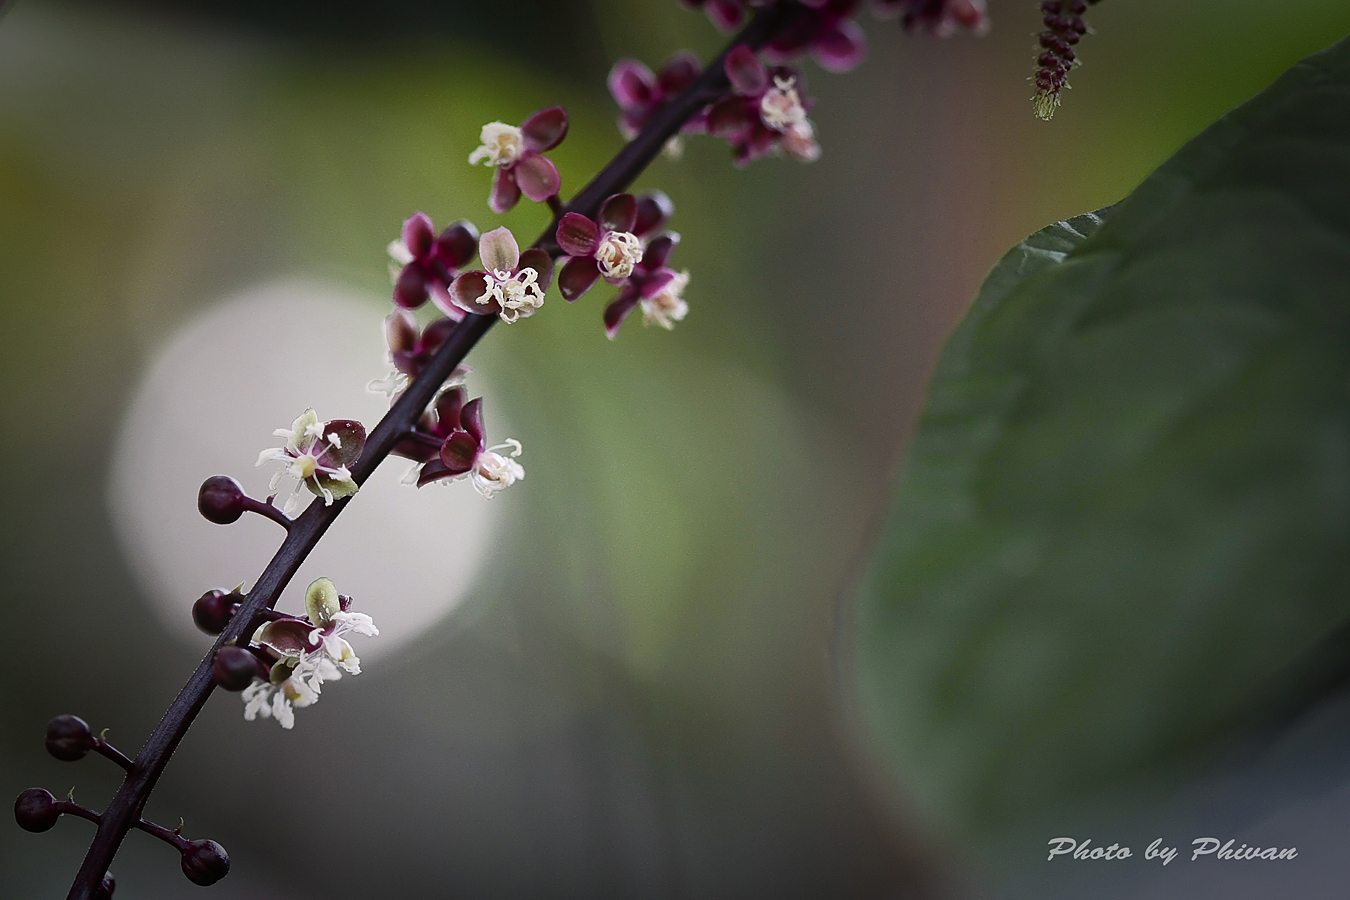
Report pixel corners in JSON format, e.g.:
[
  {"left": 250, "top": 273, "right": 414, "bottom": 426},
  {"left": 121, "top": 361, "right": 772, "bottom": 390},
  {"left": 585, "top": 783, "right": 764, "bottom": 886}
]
[{"left": 2, "top": 1, "right": 1349, "bottom": 897}]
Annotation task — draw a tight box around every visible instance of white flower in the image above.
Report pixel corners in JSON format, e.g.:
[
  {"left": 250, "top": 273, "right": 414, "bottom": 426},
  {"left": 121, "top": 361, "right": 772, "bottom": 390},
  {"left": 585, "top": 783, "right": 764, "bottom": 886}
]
[
  {"left": 594, "top": 231, "right": 644, "bottom": 279},
  {"left": 641, "top": 269, "right": 691, "bottom": 330},
  {"left": 760, "top": 76, "right": 809, "bottom": 132},
  {"left": 471, "top": 439, "right": 525, "bottom": 499},
  {"left": 779, "top": 121, "right": 821, "bottom": 163},
  {"left": 476, "top": 267, "right": 545, "bottom": 324},
  {"left": 255, "top": 410, "right": 361, "bottom": 516},
  {"left": 242, "top": 660, "right": 320, "bottom": 731},
  {"left": 242, "top": 578, "right": 380, "bottom": 729},
  {"left": 468, "top": 122, "right": 525, "bottom": 168},
  {"left": 387, "top": 238, "right": 415, "bottom": 267}
]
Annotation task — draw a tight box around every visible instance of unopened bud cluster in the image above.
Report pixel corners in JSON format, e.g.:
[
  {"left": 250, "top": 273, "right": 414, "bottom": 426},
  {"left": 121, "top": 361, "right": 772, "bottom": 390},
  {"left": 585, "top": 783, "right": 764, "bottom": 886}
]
[
  {"left": 16, "top": 716, "right": 230, "bottom": 888},
  {"left": 1032, "top": 0, "right": 1098, "bottom": 119}
]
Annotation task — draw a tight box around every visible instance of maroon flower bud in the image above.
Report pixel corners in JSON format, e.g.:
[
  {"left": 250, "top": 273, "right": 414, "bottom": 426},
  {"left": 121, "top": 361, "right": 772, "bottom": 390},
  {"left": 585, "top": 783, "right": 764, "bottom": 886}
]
[
  {"left": 45, "top": 715, "right": 95, "bottom": 761},
  {"left": 678, "top": 0, "right": 748, "bottom": 32},
  {"left": 192, "top": 589, "right": 236, "bottom": 635},
  {"left": 386, "top": 214, "right": 480, "bottom": 315},
  {"left": 95, "top": 872, "right": 116, "bottom": 899},
  {"left": 14, "top": 788, "right": 59, "bottom": 833},
  {"left": 876, "top": 0, "right": 989, "bottom": 38},
  {"left": 213, "top": 646, "right": 263, "bottom": 692},
  {"left": 608, "top": 53, "right": 705, "bottom": 141},
  {"left": 181, "top": 839, "right": 230, "bottom": 885},
  {"left": 762, "top": 0, "right": 867, "bottom": 73},
  {"left": 198, "top": 476, "right": 247, "bottom": 524}
]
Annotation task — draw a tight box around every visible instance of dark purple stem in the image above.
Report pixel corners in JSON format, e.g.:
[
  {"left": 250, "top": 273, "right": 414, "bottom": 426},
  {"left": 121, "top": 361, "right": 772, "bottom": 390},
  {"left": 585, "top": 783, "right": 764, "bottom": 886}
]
[
  {"left": 91, "top": 739, "right": 134, "bottom": 774},
  {"left": 240, "top": 496, "right": 292, "bottom": 531},
  {"left": 54, "top": 800, "right": 102, "bottom": 827},
  {"left": 135, "top": 818, "right": 189, "bottom": 851},
  {"left": 401, "top": 429, "right": 444, "bottom": 450},
  {"left": 63, "top": 6, "right": 797, "bottom": 898}
]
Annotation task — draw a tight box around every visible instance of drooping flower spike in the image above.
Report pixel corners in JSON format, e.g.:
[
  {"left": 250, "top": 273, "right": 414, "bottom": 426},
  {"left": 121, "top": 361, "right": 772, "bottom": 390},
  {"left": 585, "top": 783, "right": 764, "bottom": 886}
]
[
  {"left": 603, "top": 234, "right": 691, "bottom": 338},
  {"left": 708, "top": 45, "right": 820, "bottom": 165},
  {"left": 242, "top": 578, "right": 378, "bottom": 729},
  {"left": 762, "top": 0, "right": 868, "bottom": 73},
  {"left": 449, "top": 227, "right": 554, "bottom": 324},
  {"left": 255, "top": 410, "right": 366, "bottom": 516},
  {"left": 609, "top": 52, "right": 703, "bottom": 148},
  {"left": 468, "top": 106, "right": 569, "bottom": 213},
  {"left": 369, "top": 309, "right": 471, "bottom": 400},
  {"left": 400, "top": 387, "right": 524, "bottom": 499},
  {"left": 386, "top": 213, "right": 479, "bottom": 314},
  {"left": 555, "top": 191, "right": 674, "bottom": 302},
  {"left": 1031, "top": 0, "right": 1097, "bottom": 120},
  {"left": 874, "top": 0, "right": 990, "bottom": 37}
]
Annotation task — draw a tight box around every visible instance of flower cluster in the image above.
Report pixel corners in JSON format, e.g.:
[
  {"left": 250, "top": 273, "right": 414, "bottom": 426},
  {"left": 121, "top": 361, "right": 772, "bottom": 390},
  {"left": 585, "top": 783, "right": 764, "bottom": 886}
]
[
  {"left": 369, "top": 309, "right": 471, "bottom": 400},
  {"left": 609, "top": 52, "right": 703, "bottom": 140},
  {"left": 468, "top": 106, "right": 569, "bottom": 213},
  {"left": 255, "top": 410, "right": 366, "bottom": 516},
  {"left": 709, "top": 45, "right": 819, "bottom": 165},
  {"left": 387, "top": 213, "right": 479, "bottom": 314},
  {"left": 449, "top": 227, "right": 555, "bottom": 324},
  {"left": 240, "top": 578, "right": 378, "bottom": 729},
  {"left": 609, "top": 52, "right": 704, "bottom": 157},
  {"left": 1031, "top": 0, "right": 1096, "bottom": 120},
  {"left": 553, "top": 191, "right": 690, "bottom": 336},
  {"left": 394, "top": 385, "right": 524, "bottom": 498},
  {"left": 762, "top": 0, "right": 867, "bottom": 73},
  {"left": 386, "top": 216, "right": 549, "bottom": 328},
  {"left": 875, "top": 0, "right": 989, "bottom": 37},
  {"left": 678, "top": 0, "right": 758, "bottom": 31}
]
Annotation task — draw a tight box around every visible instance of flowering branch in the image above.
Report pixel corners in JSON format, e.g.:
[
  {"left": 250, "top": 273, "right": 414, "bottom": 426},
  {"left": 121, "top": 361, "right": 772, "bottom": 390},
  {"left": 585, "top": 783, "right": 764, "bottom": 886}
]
[
  {"left": 48, "top": 5, "right": 803, "bottom": 898},
  {"left": 13, "top": 0, "right": 1093, "bottom": 894}
]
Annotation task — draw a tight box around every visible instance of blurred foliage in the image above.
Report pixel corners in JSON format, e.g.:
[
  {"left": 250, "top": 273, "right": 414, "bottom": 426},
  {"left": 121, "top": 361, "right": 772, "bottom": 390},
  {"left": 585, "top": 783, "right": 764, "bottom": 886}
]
[{"left": 856, "top": 32, "right": 1350, "bottom": 849}]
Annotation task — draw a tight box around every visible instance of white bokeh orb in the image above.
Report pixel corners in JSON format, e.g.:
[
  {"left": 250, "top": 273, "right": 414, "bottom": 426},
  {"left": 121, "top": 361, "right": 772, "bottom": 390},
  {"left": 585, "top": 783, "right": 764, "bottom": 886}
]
[{"left": 109, "top": 278, "right": 498, "bottom": 659}]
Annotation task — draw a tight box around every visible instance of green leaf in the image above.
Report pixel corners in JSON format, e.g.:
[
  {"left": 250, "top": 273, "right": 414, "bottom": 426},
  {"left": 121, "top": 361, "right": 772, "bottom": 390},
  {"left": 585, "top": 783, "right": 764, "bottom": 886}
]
[{"left": 854, "top": 35, "right": 1350, "bottom": 842}]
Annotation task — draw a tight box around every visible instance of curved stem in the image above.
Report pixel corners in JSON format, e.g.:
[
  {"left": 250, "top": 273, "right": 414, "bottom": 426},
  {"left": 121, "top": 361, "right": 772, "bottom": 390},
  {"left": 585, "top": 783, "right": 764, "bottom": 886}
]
[
  {"left": 240, "top": 496, "right": 292, "bottom": 531},
  {"left": 64, "top": 6, "right": 796, "bottom": 898},
  {"left": 54, "top": 800, "right": 102, "bottom": 827},
  {"left": 135, "top": 818, "right": 190, "bottom": 852},
  {"left": 91, "top": 739, "right": 135, "bottom": 774}
]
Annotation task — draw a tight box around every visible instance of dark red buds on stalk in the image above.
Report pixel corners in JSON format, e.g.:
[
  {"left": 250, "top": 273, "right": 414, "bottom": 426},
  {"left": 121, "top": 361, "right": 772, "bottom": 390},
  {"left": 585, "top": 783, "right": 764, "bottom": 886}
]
[
  {"left": 181, "top": 839, "right": 231, "bottom": 886},
  {"left": 198, "top": 476, "right": 247, "bottom": 524},
  {"left": 198, "top": 476, "right": 292, "bottom": 530},
  {"left": 192, "top": 589, "right": 236, "bottom": 635},
  {"left": 212, "top": 646, "right": 264, "bottom": 691},
  {"left": 45, "top": 715, "right": 96, "bottom": 761},
  {"left": 1031, "top": 0, "right": 1098, "bottom": 119},
  {"left": 96, "top": 872, "right": 116, "bottom": 899},
  {"left": 14, "top": 788, "right": 59, "bottom": 832}
]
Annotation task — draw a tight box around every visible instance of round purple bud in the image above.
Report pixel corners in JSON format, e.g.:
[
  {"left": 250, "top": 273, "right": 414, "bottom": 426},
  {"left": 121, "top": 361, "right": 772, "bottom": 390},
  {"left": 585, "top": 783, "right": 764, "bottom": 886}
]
[
  {"left": 192, "top": 590, "right": 235, "bottom": 635},
  {"left": 14, "top": 788, "right": 59, "bottom": 833},
  {"left": 212, "top": 646, "right": 261, "bottom": 692},
  {"left": 181, "top": 839, "right": 231, "bottom": 885},
  {"left": 95, "top": 872, "right": 116, "bottom": 900},
  {"left": 198, "top": 476, "right": 248, "bottom": 525},
  {"left": 45, "top": 715, "right": 95, "bottom": 761}
]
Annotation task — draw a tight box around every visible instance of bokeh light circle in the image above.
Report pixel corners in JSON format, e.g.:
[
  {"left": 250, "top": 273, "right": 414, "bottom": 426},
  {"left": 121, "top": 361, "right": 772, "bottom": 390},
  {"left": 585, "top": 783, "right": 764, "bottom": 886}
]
[{"left": 108, "top": 278, "right": 497, "bottom": 660}]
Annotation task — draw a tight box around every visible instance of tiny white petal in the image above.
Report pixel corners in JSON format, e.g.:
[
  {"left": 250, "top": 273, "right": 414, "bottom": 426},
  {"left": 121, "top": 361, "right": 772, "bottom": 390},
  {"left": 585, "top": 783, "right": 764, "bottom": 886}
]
[{"left": 387, "top": 239, "right": 414, "bottom": 266}]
